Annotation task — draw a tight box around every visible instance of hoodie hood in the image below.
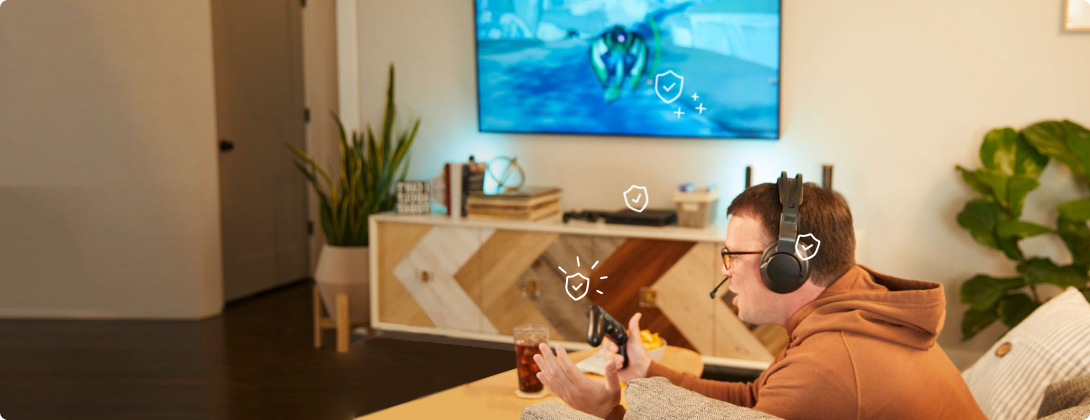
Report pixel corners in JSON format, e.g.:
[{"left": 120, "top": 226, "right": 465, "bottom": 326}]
[{"left": 786, "top": 265, "right": 947, "bottom": 351}]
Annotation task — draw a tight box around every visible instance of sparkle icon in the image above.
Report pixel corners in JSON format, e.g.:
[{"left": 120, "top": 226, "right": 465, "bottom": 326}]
[
  {"left": 674, "top": 108, "right": 685, "bottom": 118},
  {"left": 557, "top": 256, "right": 608, "bottom": 301},
  {"left": 696, "top": 104, "right": 706, "bottom": 114}
]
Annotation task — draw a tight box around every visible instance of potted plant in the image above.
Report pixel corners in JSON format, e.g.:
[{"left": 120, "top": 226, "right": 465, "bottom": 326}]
[
  {"left": 955, "top": 119, "right": 1090, "bottom": 340},
  {"left": 288, "top": 64, "right": 419, "bottom": 332}
]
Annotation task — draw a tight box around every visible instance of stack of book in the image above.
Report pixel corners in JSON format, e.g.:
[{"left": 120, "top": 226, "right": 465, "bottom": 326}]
[
  {"left": 443, "top": 158, "right": 487, "bottom": 217},
  {"left": 465, "top": 187, "right": 561, "bottom": 221}
]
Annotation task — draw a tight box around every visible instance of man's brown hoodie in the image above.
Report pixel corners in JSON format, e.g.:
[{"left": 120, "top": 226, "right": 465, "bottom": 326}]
[{"left": 639, "top": 265, "right": 986, "bottom": 419}]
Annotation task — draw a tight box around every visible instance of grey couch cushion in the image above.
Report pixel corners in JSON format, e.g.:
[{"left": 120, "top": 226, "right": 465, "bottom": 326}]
[
  {"left": 521, "top": 400, "right": 601, "bottom": 420},
  {"left": 624, "top": 377, "right": 784, "bottom": 420},
  {"left": 1038, "top": 375, "right": 1090, "bottom": 420},
  {"left": 1038, "top": 404, "right": 1090, "bottom": 420}
]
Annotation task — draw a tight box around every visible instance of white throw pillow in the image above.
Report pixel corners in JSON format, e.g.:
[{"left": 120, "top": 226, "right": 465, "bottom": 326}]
[{"left": 962, "top": 287, "right": 1090, "bottom": 420}]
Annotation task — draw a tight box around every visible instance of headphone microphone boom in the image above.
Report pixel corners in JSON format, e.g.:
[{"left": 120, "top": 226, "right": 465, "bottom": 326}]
[{"left": 709, "top": 277, "right": 729, "bottom": 299}]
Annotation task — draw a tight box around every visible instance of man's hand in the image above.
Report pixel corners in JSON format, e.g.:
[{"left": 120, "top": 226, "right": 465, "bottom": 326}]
[
  {"left": 604, "top": 312, "right": 652, "bottom": 384},
  {"left": 534, "top": 343, "right": 622, "bottom": 418}
]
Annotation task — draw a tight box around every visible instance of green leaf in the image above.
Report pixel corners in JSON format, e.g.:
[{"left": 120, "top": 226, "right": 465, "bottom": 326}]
[
  {"left": 962, "top": 307, "right": 999, "bottom": 341},
  {"left": 997, "top": 237, "right": 1024, "bottom": 261},
  {"left": 957, "top": 166, "right": 993, "bottom": 198},
  {"left": 1058, "top": 199, "right": 1090, "bottom": 222},
  {"left": 974, "top": 169, "right": 1010, "bottom": 208},
  {"left": 1057, "top": 215, "right": 1090, "bottom": 268},
  {"left": 1072, "top": 131, "right": 1090, "bottom": 185},
  {"left": 1017, "top": 258, "right": 1090, "bottom": 289},
  {"left": 382, "top": 64, "right": 396, "bottom": 161},
  {"left": 996, "top": 221, "right": 1053, "bottom": 240},
  {"left": 957, "top": 199, "right": 1002, "bottom": 249},
  {"left": 981, "top": 128, "right": 1049, "bottom": 178},
  {"left": 997, "top": 293, "right": 1040, "bottom": 328},
  {"left": 969, "top": 170, "right": 1039, "bottom": 219},
  {"left": 1022, "top": 120, "right": 1090, "bottom": 183},
  {"left": 1006, "top": 176, "right": 1039, "bottom": 219},
  {"left": 960, "top": 275, "right": 1027, "bottom": 311}
]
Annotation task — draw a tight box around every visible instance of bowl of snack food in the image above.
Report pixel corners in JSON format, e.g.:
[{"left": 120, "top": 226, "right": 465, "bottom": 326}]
[{"left": 640, "top": 329, "right": 667, "bottom": 362}]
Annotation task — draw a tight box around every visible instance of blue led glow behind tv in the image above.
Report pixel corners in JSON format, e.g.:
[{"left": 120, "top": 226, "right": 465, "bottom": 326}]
[{"left": 474, "top": 0, "right": 781, "bottom": 140}]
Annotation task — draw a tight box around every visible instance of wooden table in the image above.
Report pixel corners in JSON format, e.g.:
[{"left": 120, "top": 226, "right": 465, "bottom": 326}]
[{"left": 358, "top": 346, "right": 704, "bottom": 419}]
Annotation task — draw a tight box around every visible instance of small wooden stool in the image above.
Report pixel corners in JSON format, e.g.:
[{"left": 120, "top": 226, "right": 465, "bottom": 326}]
[{"left": 312, "top": 284, "right": 369, "bottom": 352}]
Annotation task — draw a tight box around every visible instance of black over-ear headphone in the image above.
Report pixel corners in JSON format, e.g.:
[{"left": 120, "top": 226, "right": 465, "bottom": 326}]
[{"left": 758, "top": 172, "right": 813, "bottom": 294}]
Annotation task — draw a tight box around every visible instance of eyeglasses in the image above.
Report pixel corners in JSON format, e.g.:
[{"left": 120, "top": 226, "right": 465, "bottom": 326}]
[{"left": 721, "top": 247, "right": 763, "bottom": 271}]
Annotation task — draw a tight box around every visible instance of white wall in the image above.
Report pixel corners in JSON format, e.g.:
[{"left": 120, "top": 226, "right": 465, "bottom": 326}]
[
  {"left": 0, "top": 1, "right": 224, "bottom": 319},
  {"left": 344, "top": 0, "right": 1090, "bottom": 365},
  {"left": 305, "top": 0, "right": 342, "bottom": 271}
]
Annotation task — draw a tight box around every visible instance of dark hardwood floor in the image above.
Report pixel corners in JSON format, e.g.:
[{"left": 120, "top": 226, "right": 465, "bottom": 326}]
[
  {"left": 0, "top": 280, "right": 758, "bottom": 419},
  {"left": 0, "top": 280, "right": 515, "bottom": 420}
]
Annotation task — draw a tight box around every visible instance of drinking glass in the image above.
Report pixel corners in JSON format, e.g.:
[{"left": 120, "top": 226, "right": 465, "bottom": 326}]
[{"left": 513, "top": 325, "right": 549, "bottom": 398}]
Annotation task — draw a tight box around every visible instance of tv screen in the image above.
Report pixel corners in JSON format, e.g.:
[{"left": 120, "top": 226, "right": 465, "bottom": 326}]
[{"left": 474, "top": 0, "right": 781, "bottom": 140}]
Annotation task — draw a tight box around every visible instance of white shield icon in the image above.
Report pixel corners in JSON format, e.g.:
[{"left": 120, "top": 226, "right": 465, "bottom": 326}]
[
  {"left": 795, "top": 233, "right": 821, "bottom": 261},
  {"left": 623, "top": 185, "right": 649, "bottom": 213},
  {"left": 565, "top": 273, "right": 590, "bottom": 301},
  {"left": 654, "top": 70, "right": 684, "bottom": 104}
]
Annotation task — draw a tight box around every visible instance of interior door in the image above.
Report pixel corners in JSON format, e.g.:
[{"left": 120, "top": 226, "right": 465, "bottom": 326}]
[{"left": 212, "top": 0, "right": 309, "bottom": 302}]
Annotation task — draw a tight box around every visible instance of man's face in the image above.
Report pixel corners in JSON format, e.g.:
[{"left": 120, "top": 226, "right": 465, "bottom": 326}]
[{"left": 723, "top": 214, "right": 791, "bottom": 326}]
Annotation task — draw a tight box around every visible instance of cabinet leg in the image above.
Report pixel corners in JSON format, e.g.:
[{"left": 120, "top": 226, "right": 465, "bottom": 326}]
[
  {"left": 313, "top": 284, "right": 323, "bottom": 349},
  {"left": 336, "top": 292, "right": 349, "bottom": 353}
]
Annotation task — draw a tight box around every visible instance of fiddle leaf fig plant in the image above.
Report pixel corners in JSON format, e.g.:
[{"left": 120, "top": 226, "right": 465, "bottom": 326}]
[{"left": 956, "top": 119, "right": 1090, "bottom": 340}]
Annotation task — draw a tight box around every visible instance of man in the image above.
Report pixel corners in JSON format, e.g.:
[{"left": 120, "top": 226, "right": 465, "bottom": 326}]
[{"left": 534, "top": 179, "right": 985, "bottom": 419}]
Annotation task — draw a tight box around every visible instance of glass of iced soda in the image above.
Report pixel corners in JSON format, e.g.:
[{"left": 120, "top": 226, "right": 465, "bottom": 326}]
[{"left": 513, "top": 325, "right": 549, "bottom": 398}]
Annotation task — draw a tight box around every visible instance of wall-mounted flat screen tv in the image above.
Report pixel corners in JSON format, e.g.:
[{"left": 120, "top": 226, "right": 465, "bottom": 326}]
[{"left": 474, "top": 0, "right": 781, "bottom": 139}]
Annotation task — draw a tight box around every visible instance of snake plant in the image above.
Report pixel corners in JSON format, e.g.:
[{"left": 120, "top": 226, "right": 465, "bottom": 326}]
[{"left": 288, "top": 64, "right": 419, "bottom": 246}]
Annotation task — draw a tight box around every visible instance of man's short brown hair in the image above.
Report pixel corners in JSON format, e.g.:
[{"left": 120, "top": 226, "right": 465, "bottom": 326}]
[{"left": 726, "top": 182, "right": 856, "bottom": 287}]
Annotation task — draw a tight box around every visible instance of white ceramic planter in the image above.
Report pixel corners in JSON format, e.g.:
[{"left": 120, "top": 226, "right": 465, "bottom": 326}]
[{"left": 314, "top": 245, "right": 370, "bottom": 327}]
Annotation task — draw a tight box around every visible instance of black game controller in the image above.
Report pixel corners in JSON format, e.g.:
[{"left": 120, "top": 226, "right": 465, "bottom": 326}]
[{"left": 586, "top": 305, "right": 629, "bottom": 369}]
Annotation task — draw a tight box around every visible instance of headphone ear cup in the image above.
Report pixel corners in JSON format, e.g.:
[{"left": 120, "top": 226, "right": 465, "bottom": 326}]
[
  {"left": 759, "top": 243, "right": 779, "bottom": 292},
  {"left": 760, "top": 243, "right": 807, "bottom": 294},
  {"left": 797, "top": 249, "right": 812, "bottom": 284}
]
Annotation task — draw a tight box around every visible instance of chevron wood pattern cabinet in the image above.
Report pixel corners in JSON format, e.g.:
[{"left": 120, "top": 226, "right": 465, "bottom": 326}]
[{"left": 368, "top": 214, "right": 787, "bottom": 370}]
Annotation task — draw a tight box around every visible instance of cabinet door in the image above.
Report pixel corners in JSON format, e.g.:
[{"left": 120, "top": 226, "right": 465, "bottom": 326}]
[
  {"left": 376, "top": 221, "right": 491, "bottom": 334},
  {"left": 589, "top": 237, "right": 707, "bottom": 355},
  {"left": 471, "top": 229, "right": 564, "bottom": 339}
]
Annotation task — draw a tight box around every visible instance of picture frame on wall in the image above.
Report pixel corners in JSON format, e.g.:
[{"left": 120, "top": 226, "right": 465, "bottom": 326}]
[{"left": 1065, "top": 0, "right": 1090, "bottom": 31}]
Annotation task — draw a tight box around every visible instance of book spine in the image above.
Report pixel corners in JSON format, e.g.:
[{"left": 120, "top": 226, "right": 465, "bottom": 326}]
[
  {"left": 444, "top": 164, "right": 452, "bottom": 216},
  {"left": 465, "top": 193, "right": 561, "bottom": 208},
  {"left": 449, "top": 163, "right": 463, "bottom": 219}
]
